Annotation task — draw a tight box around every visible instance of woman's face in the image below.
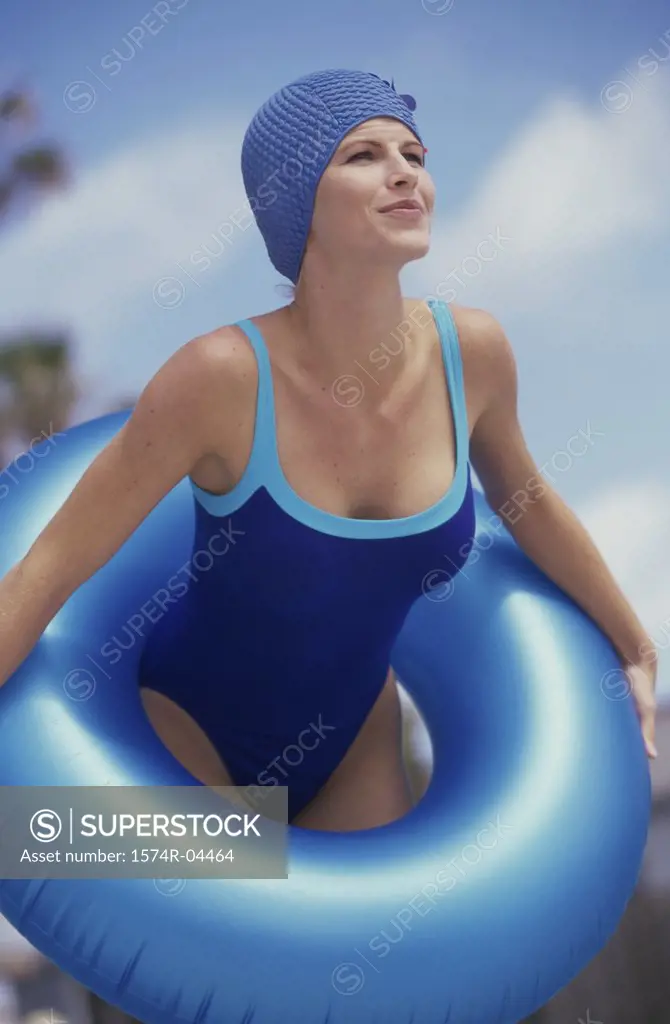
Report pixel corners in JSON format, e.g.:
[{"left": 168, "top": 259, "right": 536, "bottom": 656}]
[{"left": 303, "top": 117, "right": 435, "bottom": 274}]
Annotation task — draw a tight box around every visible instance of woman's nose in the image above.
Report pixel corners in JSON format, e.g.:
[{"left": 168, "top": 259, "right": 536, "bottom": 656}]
[{"left": 388, "top": 161, "right": 419, "bottom": 188}]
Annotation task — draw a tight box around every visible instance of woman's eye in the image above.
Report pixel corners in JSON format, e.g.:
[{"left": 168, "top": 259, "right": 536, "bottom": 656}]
[{"left": 347, "top": 150, "right": 424, "bottom": 165}]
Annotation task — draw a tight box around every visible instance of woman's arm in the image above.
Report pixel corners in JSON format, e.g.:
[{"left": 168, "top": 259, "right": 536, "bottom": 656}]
[
  {"left": 466, "top": 310, "right": 658, "bottom": 756},
  {"left": 0, "top": 330, "right": 237, "bottom": 691}
]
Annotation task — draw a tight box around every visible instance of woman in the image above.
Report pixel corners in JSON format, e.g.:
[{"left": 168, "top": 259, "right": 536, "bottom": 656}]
[{"left": 0, "top": 69, "right": 658, "bottom": 834}]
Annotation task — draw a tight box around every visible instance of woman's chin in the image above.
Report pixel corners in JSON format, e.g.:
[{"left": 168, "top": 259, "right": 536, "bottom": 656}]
[{"left": 389, "top": 235, "right": 431, "bottom": 263}]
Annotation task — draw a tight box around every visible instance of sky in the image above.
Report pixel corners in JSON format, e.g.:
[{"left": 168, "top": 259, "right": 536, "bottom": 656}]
[{"left": 1, "top": 0, "right": 669, "bottom": 704}]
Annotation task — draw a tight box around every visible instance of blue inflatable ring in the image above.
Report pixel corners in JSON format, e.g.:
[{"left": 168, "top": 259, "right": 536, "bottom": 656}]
[{"left": 0, "top": 411, "right": 651, "bottom": 1024}]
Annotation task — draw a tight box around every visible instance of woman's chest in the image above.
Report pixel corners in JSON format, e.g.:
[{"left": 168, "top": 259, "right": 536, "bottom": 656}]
[
  {"left": 276, "top": 404, "right": 455, "bottom": 520},
  {"left": 259, "top": 336, "right": 473, "bottom": 519}
]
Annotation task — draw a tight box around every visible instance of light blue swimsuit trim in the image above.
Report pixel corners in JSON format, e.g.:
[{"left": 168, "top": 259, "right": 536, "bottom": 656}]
[{"left": 190, "top": 298, "right": 469, "bottom": 539}]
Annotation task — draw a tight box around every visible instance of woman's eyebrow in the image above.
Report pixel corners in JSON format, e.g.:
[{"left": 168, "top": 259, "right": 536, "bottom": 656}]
[{"left": 339, "top": 138, "right": 422, "bottom": 152}]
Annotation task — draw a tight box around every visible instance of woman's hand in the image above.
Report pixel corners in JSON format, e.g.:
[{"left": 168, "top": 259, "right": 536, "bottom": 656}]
[{"left": 622, "top": 652, "right": 658, "bottom": 759}]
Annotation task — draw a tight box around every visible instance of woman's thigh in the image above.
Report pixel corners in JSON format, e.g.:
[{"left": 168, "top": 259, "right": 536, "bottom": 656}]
[
  {"left": 293, "top": 669, "right": 414, "bottom": 832},
  {"left": 141, "top": 673, "right": 414, "bottom": 832},
  {"left": 140, "top": 687, "right": 234, "bottom": 787}
]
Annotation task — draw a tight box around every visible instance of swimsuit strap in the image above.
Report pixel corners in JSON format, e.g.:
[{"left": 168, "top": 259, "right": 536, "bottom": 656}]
[
  {"left": 426, "top": 298, "right": 469, "bottom": 461},
  {"left": 229, "top": 317, "right": 281, "bottom": 486}
]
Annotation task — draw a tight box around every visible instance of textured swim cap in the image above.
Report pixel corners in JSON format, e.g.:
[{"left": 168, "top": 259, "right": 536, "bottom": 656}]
[{"left": 241, "top": 69, "right": 423, "bottom": 283}]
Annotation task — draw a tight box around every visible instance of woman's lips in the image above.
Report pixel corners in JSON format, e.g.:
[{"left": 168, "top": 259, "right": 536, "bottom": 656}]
[{"left": 380, "top": 206, "right": 424, "bottom": 219}]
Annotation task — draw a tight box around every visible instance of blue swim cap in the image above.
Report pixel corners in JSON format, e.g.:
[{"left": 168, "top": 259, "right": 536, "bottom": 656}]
[{"left": 241, "top": 69, "right": 423, "bottom": 283}]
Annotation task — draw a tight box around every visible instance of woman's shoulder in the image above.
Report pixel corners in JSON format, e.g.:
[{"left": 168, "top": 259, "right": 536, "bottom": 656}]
[
  {"left": 405, "top": 297, "right": 502, "bottom": 339},
  {"left": 446, "top": 305, "right": 518, "bottom": 422},
  {"left": 429, "top": 301, "right": 511, "bottom": 363},
  {"left": 425, "top": 300, "right": 501, "bottom": 339},
  {"left": 159, "top": 322, "right": 261, "bottom": 441},
  {"left": 410, "top": 300, "right": 514, "bottom": 416},
  {"left": 183, "top": 305, "right": 286, "bottom": 372},
  {"left": 184, "top": 321, "right": 260, "bottom": 381}
]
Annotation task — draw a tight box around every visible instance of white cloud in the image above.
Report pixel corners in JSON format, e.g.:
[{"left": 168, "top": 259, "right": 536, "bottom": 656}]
[
  {"left": 576, "top": 479, "right": 670, "bottom": 679},
  {"left": 576, "top": 479, "right": 670, "bottom": 592},
  {"left": 0, "top": 113, "right": 249, "bottom": 331},
  {"left": 413, "top": 65, "right": 670, "bottom": 313}
]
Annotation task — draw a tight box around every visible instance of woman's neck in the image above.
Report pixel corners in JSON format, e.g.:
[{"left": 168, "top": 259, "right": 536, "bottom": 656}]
[{"left": 283, "top": 264, "right": 425, "bottom": 394}]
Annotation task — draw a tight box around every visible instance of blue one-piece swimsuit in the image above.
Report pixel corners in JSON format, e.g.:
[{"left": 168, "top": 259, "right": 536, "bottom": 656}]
[{"left": 139, "top": 298, "right": 476, "bottom": 821}]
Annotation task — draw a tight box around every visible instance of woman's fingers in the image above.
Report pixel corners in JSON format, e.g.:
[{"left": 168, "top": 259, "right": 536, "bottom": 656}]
[{"left": 626, "top": 662, "right": 658, "bottom": 759}]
